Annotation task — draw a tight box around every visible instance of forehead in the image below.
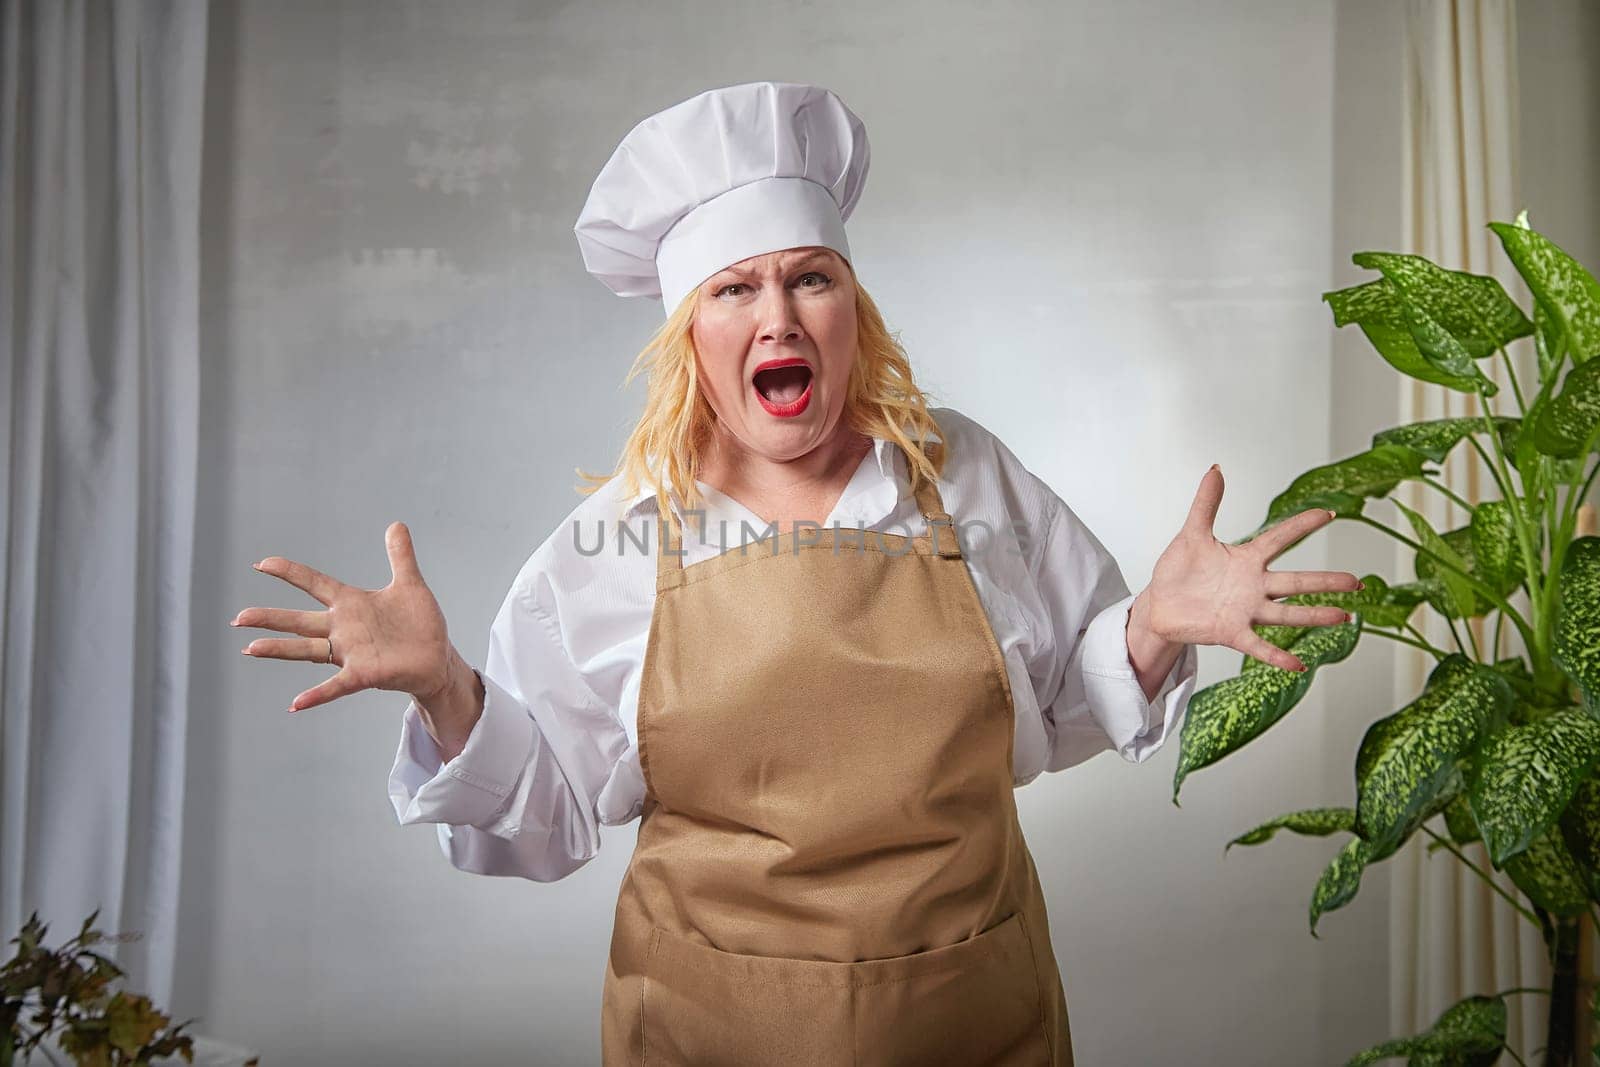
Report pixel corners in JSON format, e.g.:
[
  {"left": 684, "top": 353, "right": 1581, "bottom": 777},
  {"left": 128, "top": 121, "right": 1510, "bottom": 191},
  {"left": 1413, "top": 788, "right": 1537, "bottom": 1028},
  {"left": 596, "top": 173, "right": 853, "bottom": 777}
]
[{"left": 712, "top": 247, "right": 839, "bottom": 277}]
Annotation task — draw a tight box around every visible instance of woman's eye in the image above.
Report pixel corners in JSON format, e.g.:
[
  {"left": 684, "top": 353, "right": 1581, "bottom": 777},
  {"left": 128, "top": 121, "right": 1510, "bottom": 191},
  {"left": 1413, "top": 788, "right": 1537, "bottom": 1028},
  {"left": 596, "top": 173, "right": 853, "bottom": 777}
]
[{"left": 714, "top": 273, "right": 828, "bottom": 298}]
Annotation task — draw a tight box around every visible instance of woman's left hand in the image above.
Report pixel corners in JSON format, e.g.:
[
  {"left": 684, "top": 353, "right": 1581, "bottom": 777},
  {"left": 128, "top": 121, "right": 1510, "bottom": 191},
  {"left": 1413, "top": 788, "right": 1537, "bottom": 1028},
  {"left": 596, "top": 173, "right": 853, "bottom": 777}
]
[{"left": 1134, "top": 464, "right": 1363, "bottom": 673}]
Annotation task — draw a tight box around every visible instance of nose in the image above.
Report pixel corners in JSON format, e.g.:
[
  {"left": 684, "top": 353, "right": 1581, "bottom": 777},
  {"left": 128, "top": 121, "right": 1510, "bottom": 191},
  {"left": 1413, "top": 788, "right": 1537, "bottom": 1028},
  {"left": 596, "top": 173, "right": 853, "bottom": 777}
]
[{"left": 755, "top": 285, "right": 804, "bottom": 345}]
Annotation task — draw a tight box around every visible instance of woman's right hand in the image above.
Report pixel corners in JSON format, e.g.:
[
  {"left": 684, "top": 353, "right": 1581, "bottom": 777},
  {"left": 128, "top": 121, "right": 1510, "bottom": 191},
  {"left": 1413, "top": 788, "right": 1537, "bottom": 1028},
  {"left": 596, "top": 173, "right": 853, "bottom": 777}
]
[{"left": 234, "top": 521, "right": 454, "bottom": 713}]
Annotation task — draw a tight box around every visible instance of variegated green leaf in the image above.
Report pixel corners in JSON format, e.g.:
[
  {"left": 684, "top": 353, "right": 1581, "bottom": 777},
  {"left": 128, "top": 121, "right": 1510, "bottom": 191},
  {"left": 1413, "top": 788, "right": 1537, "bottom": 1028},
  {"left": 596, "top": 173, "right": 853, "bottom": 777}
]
[
  {"left": 1501, "top": 373, "right": 1590, "bottom": 491},
  {"left": 1344, "top": 268, "right": 1479, "bottom": 381},
  {"left": 1324, "top": 280, "right": 1494, "bottom": 394},
  {"left": 1443, "top": 793, "right": 1481, "bottom": 845},
  {"left": 1533, "top": 299, "right": 1566, "bottom": 382},
  {"left": 1419, "top": 774, "right": 1475, "bottom": 860},
  {"left": 1404, "top": 577, "right": 1457, "bottom": 621},
  {"left": 1558, "top": 775, "right": 1600, "bottom": 900},
  {"left": 1327, "top": 573, "right": 1429, "bottom": 629},
  {"left": 1373, "top": 416, "right": 1520, "bottom": 464},
  {"left": 1554, "top": 537, "right": 1600, "bottom": 715},
  {"left": 1469, "top": 499, "right": 1540, "bottom": 598},
  {"left": 1502, "top": 824, "right": 1591, "bottom": 916},
  {"left": 1351, "top": 251, "right": 1534, "bottom": 365},
  {"left": 1326, "top": 278, "right": 1403, "bottom": 329},
  {"left": 1417, "top": 550, "right": 1486, "bottom": 619},
  {"left": 1227, "top": 807, "right": 1356, "bottom": 851},
  {"left": 1532, "top": 357, "right": 1600, "bottom": 458},
  {"left": 1245, "top": 445, "right": 1434, "bottom": 539},
  {"left": 1385, "top": 580, "right": 1444, "bottom": 610},
  {"left": 1467, "top": 710, "right": 1600, "bottom": 865},
  {"left": 1310, "top": 837, "right": 1372, "bottom": 936},
  {"left": 1241, "top": 624, "right": 1304, "bottom": 672},
  {"left": 1398, "top": 496, "right": 1541, "bottom": 621},
  {"left": 1489, "top": 219, "right": 1600, "bottom": 364},
  {"left": 1490, "top": 658, "right": 1543, "bottom": 710},
  {"left": 1343, "top": 994, "right": 1506, "bottom": 1067},
  {"left": 1304, "top": 780, "right": 1457, "bottom": 934},
  {"left": 1498, "top": 400, "right": 1584, "bottom": 481},
  {"left": 1355, "top": 655, "right": 1513, "bottom": 856},
  {"left": 1245, "top": 625, "right": 1303, "bottom": 665},
  {"left": 1173, "top": 620, "right": 1362, "bottom": 800},
  {"left": 1358, "top": 577, "right": 1434, "bottom": 628},
  {"left": 1239, "top": 575, "right": 1420, "bottom": 674},
  {"left": 1394, "top": 499, "right": 1479, "bottom": 618}
]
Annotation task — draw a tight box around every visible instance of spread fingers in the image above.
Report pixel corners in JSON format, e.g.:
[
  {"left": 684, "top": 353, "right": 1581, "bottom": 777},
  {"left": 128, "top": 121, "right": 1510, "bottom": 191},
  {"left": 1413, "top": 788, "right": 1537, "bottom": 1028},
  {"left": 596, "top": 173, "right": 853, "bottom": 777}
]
[
  {"left": 241, "top": 636, "right": 336, "bottom": 663},
  {"left": 252, "top": 556, "right": 343, "bottom": 606},
  {"left": 232, "top": 606, "right": 328, "bottom": 637},
  {"left": 1259, "top": 601, "right": 1352, "bottom": 628},
  {"left": 1263, "top": 570, "right": 1364, "bottom": 598}
]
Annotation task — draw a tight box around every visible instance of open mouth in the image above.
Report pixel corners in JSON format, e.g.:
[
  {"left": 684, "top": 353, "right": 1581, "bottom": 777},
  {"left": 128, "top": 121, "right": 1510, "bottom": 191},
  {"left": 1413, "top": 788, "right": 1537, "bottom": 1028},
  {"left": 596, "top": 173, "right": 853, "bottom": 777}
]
[
  {"left": 752, "top": 364, "right": 813, "bottom": 405},
  {"left": 752, "top": 364, "right": 812, "bottom": 419}
]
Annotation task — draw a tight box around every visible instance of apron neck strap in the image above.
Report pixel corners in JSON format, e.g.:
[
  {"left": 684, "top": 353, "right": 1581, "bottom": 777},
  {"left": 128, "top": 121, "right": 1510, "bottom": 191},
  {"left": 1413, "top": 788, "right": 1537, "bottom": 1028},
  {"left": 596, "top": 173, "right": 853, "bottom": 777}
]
[
  {"left": 656, "top": 504, "right": 686, "bottom": 586},
  {"left": 907, "top": 440, "right": 950, "bottom": 521},
  {"left": 907, "top": 441, "right": 962, "bottom": 559}
]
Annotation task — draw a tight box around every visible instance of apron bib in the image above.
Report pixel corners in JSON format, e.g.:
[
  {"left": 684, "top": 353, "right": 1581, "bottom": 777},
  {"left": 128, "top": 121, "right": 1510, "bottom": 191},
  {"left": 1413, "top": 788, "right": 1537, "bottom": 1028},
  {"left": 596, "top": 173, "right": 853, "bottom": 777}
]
[{"left": 601, "top": 442, "right": 1073, "bottom": 1066}]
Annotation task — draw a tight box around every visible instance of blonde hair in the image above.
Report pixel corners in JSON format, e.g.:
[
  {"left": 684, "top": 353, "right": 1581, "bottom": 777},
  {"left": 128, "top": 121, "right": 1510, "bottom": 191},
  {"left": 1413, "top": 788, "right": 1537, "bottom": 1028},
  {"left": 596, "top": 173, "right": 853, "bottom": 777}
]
[{"left": 575, "top": 263, "right": 946, "bottom": 531}]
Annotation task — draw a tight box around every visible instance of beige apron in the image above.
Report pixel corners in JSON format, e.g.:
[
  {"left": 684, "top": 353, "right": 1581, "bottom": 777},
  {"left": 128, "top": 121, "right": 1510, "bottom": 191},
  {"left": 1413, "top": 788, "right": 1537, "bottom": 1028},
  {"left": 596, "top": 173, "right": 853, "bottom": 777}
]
[{"left": 601, "top": 442, "right": 1074, "bottom": 1066}]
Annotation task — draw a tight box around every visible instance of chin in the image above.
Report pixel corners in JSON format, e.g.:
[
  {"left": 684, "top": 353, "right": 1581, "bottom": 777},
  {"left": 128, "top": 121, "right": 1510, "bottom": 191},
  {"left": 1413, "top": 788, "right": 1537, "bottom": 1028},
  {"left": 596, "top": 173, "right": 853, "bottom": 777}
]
[{"left": 742, "top": 421, "right": 824, "bottom": 457}]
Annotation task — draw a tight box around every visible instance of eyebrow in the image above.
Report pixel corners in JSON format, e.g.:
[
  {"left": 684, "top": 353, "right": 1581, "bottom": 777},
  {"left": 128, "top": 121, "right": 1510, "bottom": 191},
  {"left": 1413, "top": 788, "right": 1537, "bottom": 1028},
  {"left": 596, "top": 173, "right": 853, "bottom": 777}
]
[{"left": 717, "top": 251, "right": 833, "bottom": 280}]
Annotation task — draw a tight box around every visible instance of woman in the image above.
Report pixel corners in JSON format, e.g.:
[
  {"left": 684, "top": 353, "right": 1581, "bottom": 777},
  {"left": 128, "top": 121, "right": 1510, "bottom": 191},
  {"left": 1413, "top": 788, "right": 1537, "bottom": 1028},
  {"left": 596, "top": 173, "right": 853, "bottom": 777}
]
[{"left": 234, "top": 82, "right": 1358, "bottom": 1065}]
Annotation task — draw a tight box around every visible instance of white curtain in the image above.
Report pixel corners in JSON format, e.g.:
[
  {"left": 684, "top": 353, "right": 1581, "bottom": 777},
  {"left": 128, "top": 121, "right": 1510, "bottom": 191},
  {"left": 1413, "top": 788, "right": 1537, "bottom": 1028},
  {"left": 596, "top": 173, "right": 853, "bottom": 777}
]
[
  {"left": 1392, "top": 0, "right": 1576, "bottom": 1058},
  {"left": 0, "top": 0, "right": 207, "bottom": 1003}
]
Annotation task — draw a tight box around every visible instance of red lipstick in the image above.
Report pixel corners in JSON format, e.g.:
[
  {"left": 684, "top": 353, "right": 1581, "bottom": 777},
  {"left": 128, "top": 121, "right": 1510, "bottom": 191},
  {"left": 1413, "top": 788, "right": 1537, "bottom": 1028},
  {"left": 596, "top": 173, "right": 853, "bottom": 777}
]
[{"left": 751, "top": 357, "right": 814, "bottom": 418}]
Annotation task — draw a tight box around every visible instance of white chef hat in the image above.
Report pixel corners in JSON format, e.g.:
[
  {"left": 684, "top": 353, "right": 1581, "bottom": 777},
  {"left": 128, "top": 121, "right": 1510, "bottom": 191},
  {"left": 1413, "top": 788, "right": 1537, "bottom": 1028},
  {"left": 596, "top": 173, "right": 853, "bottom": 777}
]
[{"left": 573, "top": 81, "right": 871, "bottom": 316}]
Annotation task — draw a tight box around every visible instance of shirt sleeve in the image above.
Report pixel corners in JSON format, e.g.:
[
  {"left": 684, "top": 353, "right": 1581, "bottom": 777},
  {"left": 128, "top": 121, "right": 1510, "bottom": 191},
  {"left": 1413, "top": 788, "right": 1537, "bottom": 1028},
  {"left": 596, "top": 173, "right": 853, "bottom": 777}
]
[
  {"left": 386, "top": 577, "right": 631, "bottom": 882},
  {"left": 1027, "top": 495, "right": 1201, "bottom": 767}
]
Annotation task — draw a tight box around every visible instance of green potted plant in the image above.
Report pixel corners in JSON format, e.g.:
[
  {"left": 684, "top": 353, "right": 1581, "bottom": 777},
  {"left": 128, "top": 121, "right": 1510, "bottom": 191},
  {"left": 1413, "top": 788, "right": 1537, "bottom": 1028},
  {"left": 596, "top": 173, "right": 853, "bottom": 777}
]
[
  {"left": 0, "top": 911, "right": 213, "bottom": 1066},
  {"left": 1173, "top": 212, "right": 1600, "bottom": 1067}
]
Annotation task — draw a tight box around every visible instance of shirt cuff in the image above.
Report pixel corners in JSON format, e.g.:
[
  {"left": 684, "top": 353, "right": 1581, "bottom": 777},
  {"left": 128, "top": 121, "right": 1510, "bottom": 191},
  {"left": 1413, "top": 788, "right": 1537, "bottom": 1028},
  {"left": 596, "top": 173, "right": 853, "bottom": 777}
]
[
  {"left": 387, "top": 669, "right": 538, "bottom": 828},
  {"left": 1079, "top": 593, "right": 1201, "bottom": 763}
]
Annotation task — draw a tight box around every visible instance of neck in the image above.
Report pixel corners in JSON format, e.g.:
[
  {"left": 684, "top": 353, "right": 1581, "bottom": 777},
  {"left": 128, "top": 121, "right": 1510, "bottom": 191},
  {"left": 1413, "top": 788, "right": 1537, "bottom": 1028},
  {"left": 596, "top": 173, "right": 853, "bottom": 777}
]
[{"left": 699, "top": 421, "right": 876, "bottom": 525}]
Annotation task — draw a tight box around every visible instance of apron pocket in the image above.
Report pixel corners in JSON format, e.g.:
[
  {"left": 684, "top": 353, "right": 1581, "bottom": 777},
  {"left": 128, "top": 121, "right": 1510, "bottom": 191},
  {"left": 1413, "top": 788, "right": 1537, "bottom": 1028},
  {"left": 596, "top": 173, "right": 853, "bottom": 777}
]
[
  {"left": 849, "top": 910, "right": 1052, "bottom": 1066},
  {"left": 642, "top": 912, "right": 1051, "bottom": 1067},
  {"left": 642, "top": 926, "right": 855, "bottom": 1066}
]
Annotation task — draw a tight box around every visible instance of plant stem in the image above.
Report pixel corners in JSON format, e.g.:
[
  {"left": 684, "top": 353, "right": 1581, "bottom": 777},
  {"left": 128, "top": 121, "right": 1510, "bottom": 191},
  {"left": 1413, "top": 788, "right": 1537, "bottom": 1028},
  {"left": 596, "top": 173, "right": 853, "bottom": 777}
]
[
  {"left": 1470, "top": 394, "right": 1547, "bottom": 639},
  {"left": 1555, "top": 456, "right": 1599, "bottom": 562},
  {"left": 1352, "top": 514, "right": 1538, "bottom": 650},
  {"left": 1573, "top": 459, "right": 1600, "bottom": 525},
  {"left": 1443, "top": 611, "right": 1470, "bottom": 658},
  {"left": 1468, "top": 434, "right": 1516, "bottom": 503},
  {"left": 1502, "top": 1044, "right": 1529, "bottom": 1067},
  {"left": 1492, "top": 609, "right": 1505, "bottom": 661},
  {"left": 1420, "top": 825, "right": 1541, "bottom": 926},
  {"left": 1365, "top": 627, "right": 1448, "bottom": 659},
  {"left": 1498, "top": 987, "right": 1553, "bottom": 997},
  {"left": 1551, "top": 388, "right": 1600, "bottom": 546},
  {"left": 1544, "top": 456, "right": 1559, "bottom": 563},
  {"left": 1539, "top": 444, "right": 1600, "bottom": 695},
  {"left": 1421, "top": 475, "right": 1476, "bottom": 513},
  {"left": 1495, "top": 344, "right": 1529, "bottom": 416},
  {"left": 1406, "top": 620, "right": 1450, "bottom": 658}
]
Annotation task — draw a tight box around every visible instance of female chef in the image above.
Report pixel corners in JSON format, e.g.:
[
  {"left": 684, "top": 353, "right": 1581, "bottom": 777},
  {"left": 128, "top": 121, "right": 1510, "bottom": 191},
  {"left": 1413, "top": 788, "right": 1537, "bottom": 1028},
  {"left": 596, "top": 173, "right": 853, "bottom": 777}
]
[{"left": 234, "top": 82, "right": 1361, "bottom": 1065}]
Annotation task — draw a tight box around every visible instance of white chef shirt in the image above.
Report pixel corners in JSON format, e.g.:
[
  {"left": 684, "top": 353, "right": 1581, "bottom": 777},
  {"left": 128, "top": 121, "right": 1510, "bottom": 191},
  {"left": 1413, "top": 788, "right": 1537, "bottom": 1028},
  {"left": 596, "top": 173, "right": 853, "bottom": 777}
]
[{"left": 389, "top": 407, "right": 1201, "bottom": 882}]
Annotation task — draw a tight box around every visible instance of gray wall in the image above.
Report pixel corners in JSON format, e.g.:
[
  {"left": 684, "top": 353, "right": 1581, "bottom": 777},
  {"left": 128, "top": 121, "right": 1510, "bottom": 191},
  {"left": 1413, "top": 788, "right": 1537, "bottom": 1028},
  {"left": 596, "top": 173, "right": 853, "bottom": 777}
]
[
  {"left": 174, "top": 1, "right": 1595, "bottom": 1063},
  {"left": 1520, "top": 0, "right": 1600, "bottom": 270}
]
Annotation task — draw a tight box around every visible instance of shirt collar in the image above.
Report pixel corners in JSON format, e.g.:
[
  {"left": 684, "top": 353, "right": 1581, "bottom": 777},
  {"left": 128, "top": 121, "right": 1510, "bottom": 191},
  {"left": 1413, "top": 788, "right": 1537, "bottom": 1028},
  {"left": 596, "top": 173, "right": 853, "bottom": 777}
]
[{"left": 618, "top": 433, "right": 913, "bottom": 521}]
